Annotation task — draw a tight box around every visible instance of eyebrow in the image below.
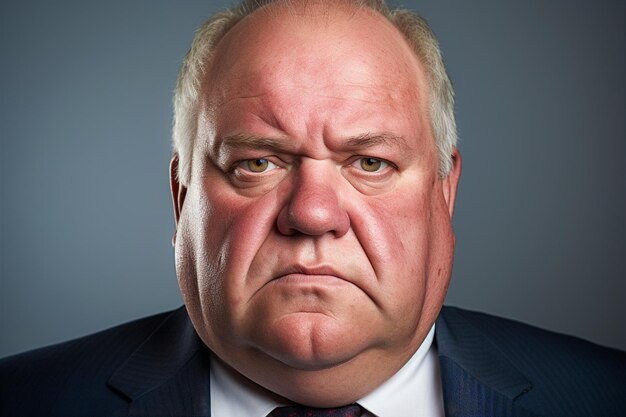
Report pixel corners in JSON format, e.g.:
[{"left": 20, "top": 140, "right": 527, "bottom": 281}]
[
  {"left": 343, "top": 132, "right": 410, "bottom": 151},
  {"left": 218, "top": 131, "right": 410, "bottom": 153},
  {"left": 219, "top": 133, "right": 291, "bottom": 152}
]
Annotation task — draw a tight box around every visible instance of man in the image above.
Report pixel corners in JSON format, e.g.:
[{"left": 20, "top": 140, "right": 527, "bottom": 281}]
[{"left": 1, "top": 1, "right": 624, "bottom": 416}]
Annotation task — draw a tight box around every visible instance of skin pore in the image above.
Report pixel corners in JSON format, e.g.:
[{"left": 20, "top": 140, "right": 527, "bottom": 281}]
[{"left": 171, "top": 1, "right": 461, "bottom": 407}]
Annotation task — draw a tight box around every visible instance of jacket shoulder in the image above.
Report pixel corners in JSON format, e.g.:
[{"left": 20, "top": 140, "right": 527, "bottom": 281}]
[
  {"left": 0, "top": 308, "right": 181, "bottom": 417},
  {"left": 440, "top": 306, "right": 625, "bottom": 362},
  {"left": 438, "top": 306, "right": 626, "bottom": 415}
]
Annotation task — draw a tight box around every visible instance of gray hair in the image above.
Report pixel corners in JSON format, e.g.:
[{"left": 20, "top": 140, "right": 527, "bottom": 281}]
[{"left": 172, "top": 0, "right": 457, "bottom": 185}]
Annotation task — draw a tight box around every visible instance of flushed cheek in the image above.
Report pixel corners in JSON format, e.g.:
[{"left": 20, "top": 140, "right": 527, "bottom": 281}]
[
  {"left": 357, "top": 191, "right": 431, "bottom": 266},
  {"left": 176, "top": 173, "right": 282, "bottom": 342},
  {"left": 198, "top": 187, "right": 282, "bottom": 316},
  {"left": 350, "top": 192, "right": 432, "bottom": 313}
]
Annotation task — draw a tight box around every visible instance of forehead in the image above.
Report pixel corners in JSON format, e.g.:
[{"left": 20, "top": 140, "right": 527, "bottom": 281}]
[{"left": 206, "top": 3, "right": 426, "bottom": 109}]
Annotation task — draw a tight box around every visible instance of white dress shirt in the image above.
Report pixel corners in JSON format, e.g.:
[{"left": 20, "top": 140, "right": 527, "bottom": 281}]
[{"left": 210, "top": 325, "right": 444, "bottom": 417}]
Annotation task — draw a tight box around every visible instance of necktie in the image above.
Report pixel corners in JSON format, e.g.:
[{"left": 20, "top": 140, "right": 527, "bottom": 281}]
[{"left": 271, "top": 404, "right": 364, "bottom": 417}]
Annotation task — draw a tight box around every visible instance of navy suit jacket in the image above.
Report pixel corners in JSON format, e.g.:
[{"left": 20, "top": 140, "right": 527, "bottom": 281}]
[{"left": 1, "top": 306, "right": 625, "bottom": 416}]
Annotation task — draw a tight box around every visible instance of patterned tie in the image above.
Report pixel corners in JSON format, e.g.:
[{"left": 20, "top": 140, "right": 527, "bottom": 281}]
[{"left": 270, "top": 403, "right": 364, "bottom": 417}]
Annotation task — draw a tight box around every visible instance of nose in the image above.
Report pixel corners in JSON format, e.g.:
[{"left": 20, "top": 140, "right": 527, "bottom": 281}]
[{"left": 276, "top": 161, "right": 350, "bottom": 237}]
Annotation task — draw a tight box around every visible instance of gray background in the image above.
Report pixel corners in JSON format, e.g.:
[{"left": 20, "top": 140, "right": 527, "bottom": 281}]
[{"left": 1, "top": 0, "right": 624, "bottom": 358}]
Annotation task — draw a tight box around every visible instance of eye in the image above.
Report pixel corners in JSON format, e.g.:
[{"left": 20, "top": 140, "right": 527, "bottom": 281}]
[
  {"left": 238, "top": 158, "right": 278, "bottom": 173},
  {"left": 355, "top": 157, "right": 389, "bottom": 172}
]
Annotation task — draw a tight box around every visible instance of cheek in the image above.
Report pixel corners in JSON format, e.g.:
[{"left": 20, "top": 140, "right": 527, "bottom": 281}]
[
  {"left": 423, "top": 189, "right": 456, "bottom": 298},
  {"left": 179, "top": 181, "right": 282, "bottom": 326},
  {"left": 352, "top": 191, "right": 431, "bottom": 278},
  {"left": 175, "top": 186, "right": 224, "bottom": 331},
  {"left": 211, "top": 190, "right": 281, "bottom": 277},
  {"left": 348, "top": 185, "right": 442, "bottom": 331}
]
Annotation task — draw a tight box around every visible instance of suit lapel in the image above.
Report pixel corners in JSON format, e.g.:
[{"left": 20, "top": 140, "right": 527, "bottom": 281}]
[
  {"left": 106, "top": 307, "right": 212, "bottom": 417},
  {"left": 436, "top": 307, "right": 538, "bottom": 417}
]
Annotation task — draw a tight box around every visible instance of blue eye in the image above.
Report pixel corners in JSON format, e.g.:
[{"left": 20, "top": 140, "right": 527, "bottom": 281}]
[
  {"left": 239, "top": 158, "right": 278, "bottom": 173},
  {"left": 356, "top": 157, "right": 388, "bottom": 172}
]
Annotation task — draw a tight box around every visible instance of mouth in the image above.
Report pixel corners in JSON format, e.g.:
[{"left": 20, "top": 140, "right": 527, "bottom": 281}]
[
  {"left": 262, "top": 263, "right": 373, "bottom": 311},
  {"left": 272, "top": 264, "right": 348, "bottom": 285}
]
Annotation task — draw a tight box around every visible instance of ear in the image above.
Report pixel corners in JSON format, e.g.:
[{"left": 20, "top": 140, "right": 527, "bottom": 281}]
[
  {"left": 441, "top": 149, "right": 462, "bottom": 218},
  {"left": 169, "top": 154, "right": 187, "bottom": 246}
]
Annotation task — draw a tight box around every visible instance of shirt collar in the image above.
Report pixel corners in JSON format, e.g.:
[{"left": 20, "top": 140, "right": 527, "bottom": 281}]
[
  {"left": 210, "top": 355, "right": 289, "bottom": 417},
  {"left": 358, "top": 325, "right": 443, "bottom": 417}
]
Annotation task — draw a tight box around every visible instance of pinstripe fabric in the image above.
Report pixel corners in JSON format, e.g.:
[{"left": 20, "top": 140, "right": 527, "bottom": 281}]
[
  {"left": 440, "top": 357, "right": 539, "bottom": 417},
  {"left": 107, "top": 307, "right": 212, "bottom": 417},
  {"left": 107, "top": 307, "right": 202, "bottom": 401},
  {"left": 436, "top": 307, "right": 626, "bottom": 417},
  {"left": 2, "top": 306, "right": 625, "bottom": 416},
  {"left": 121, "top": 351, "right": 211, "bottom": 417}
]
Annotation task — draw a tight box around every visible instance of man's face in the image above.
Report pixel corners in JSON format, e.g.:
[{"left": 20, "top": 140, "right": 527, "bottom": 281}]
[{"left": 172, "top": 4, "right": 460, "bottom": 405}]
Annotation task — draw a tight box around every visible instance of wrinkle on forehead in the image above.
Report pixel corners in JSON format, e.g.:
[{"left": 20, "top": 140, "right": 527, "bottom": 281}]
[
  {"left": 215, "top": 85, "right": 403, "bottom": 109},
  {"left": 204, "top": 2, "right": 425, "bottom": 111},
  {"left": 211, "top": 58, "right": 416, "bottom": 112}
]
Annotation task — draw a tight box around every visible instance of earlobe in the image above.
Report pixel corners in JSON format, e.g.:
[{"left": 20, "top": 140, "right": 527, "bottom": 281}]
[
  {"left": 169, "top": 154, "right": 187, "bottom": 245},
  {"left": 442, "top": 149, "right": 462, "bottom": 218}
]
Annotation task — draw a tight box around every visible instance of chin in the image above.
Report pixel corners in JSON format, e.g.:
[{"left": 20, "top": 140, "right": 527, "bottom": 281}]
[{"left": 250, "top": 312, "right": 369, "bottom": 371}]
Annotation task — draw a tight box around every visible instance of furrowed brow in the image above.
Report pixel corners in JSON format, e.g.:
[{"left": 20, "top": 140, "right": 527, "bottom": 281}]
[
  {"left": 220, "top": 133, "right": 289, "bottom": 151},
  {"left": 344, "top": 132, "right": 410, "bottom": 152}
]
